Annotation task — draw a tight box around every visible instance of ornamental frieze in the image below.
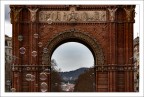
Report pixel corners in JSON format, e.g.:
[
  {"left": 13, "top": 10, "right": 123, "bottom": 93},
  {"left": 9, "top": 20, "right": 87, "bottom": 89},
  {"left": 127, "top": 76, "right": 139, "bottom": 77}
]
[
  {"left": 39, "top": 10, "right": 106, "bottom": 23},
  {"left": 11, "top": 64, "right": 134, "bottom": 72}
]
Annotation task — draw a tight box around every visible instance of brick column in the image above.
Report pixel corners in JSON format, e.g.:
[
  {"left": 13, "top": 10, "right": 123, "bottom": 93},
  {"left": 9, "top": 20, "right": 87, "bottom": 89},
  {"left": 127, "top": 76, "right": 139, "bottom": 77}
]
[
  {"left": 124, "top": 6, "right": 135, "bottom": 92},
  {"left": 28, "top": 7, "right": 39, "bottom": 92},
  {"left": 10, "top": 7, "right": 22, "bottom": 92},
  {"left": 107, "top": 7, "right": 117, "bottom": 92}
]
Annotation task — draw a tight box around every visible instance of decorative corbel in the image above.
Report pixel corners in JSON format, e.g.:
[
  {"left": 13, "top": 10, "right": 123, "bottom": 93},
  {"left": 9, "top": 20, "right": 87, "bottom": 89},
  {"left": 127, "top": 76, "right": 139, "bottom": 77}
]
[
  {"left": 28, "top": 8, "right": 38, "bottom": 22},
  {"left": 108, "top": 8, "right": 117, "bottom": 21},
  {"left": 11, "top": 7, "right": 22, "bottom": 22},
  {"left": 124, "top": 8, "right": 134, "bottom": 21}
]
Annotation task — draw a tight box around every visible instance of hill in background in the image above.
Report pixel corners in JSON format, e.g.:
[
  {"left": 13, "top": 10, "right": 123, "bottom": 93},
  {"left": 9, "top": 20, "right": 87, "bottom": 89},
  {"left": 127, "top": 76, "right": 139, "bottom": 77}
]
[{"left": 59, "top": 67, "right": 89, "bottom": 83}]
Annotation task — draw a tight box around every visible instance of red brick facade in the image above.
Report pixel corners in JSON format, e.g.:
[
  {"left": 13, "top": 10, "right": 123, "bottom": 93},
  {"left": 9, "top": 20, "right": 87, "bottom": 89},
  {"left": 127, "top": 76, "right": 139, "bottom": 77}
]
[{"left": 10, "top": 5, "right": 135, "bottom": 92}]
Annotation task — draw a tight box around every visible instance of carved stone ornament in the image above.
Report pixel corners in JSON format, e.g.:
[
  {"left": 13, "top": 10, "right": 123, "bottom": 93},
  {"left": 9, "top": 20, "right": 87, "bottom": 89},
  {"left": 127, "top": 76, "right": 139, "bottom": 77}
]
[
  {"left": 124, "top": 8, "right": 134, "bottom": 21},
  {"left": 28, "top": 8, "right": 38, "bottom": 22},
  {"left": 95, "top": 64, "right": 134, "bottom": 72},
  {"left": 39, "top": 6, "right": 106, "bottom": 23},
  {"left": 108, "top": 8, "right": 117, "bottom": 21},
  {"left": 11, "top": 8, "right": 22, "bottom": 22},
  {"left": 42, "top": 29, "right": 105, "bottom": 66}
]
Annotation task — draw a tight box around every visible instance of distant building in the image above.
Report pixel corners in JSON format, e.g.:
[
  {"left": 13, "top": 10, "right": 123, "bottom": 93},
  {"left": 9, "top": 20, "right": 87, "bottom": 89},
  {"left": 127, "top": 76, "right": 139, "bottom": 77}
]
[
  {"left": 133, "top": 37, "right": 139, "bottom": 92},
  {"left": 5, "top": 35, "right": 12, "bottom": 92},
  {"left": 5, "top": 35, "right": 12, "bottom": 63},
  {"left": 61, "top": 82, "right": 75, "bottom": 92}
]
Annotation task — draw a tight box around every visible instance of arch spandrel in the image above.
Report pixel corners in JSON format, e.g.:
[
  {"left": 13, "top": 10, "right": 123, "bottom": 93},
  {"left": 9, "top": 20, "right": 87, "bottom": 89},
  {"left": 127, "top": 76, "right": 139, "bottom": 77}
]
[{"left": 42, "top": 29, "right": 105, "bottom": 66}]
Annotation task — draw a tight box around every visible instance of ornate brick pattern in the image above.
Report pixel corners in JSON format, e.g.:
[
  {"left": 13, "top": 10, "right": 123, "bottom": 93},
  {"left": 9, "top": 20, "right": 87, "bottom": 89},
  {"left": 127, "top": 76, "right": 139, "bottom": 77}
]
[{"left": 10, "top": 5, "right": 135, "bottom": 92}]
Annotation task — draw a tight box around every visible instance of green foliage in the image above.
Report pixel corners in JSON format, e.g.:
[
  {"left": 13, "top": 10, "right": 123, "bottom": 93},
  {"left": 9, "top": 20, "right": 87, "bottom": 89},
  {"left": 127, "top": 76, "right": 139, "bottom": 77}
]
[
  {"left": 51, "top": 69, "right": 62, "bottom": 92},
  {"left": 74, "top": 68, "right": 95, "bottom": 92}
]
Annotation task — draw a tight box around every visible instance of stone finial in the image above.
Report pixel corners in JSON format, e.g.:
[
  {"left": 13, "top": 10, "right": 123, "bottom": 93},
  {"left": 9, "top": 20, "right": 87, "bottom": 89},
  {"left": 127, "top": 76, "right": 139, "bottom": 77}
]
[
  {"left": 108, "top": 8, "right": 117, "bottom": 21},
  {"left": 124, "top": 8, "right": 134, "bottom": 21},
  {"left": 28, "top": 8, "right": 38, "bottom": 22},
  {"left": 11, "top": 8, "right": 22, "bottom": 22}
]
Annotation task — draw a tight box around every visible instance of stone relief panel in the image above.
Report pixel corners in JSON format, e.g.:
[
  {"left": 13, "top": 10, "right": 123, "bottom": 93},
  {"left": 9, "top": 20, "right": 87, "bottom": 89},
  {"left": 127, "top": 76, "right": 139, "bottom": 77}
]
[{"left": 39, "top": 11, "right": 106, "bottom": 23}]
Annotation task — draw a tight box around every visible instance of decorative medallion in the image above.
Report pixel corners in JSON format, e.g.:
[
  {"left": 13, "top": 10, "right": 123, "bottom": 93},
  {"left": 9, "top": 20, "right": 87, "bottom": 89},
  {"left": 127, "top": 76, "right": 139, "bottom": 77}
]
[
  {"left": 11, "top": 88, "right": 16, "bottom": 92},
  {"left": 18, "top": 35, "right": 23, "bottom": 41},
  {"left": 34, "top": 33, "right": 39, "bottom": 38},
  {"left": 25, "top": 74, "right": 35, "bottom": 81},
  {"left": 43, "top": 48, "right": 48, "bottom": 53},
  {"left": 40, "top": 82, "right": 48, "bottom": 92},
  {"left": 19, "top": 47, "right": 26, "bottom": 54},
  {"left": 38, "top": 42, "right": 43, "bottom": 47},
  {"left": 32, "top": 51, "right": 37, "bottom": 57},
  {"left": 40, "top": 72, "right": 47, "bottom": 81},
  {"left": 25, "top": 74, "right": 32, "bottom": 81}
]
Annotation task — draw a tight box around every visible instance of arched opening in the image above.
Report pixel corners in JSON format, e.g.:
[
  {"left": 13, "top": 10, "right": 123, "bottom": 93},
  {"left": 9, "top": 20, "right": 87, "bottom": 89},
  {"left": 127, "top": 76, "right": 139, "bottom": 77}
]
[
  {"left": 42, "top": 30, "right": 105, "bottom": 92},
  {"left": 51, "top": 42, "right": 95, "bottom": 92}
]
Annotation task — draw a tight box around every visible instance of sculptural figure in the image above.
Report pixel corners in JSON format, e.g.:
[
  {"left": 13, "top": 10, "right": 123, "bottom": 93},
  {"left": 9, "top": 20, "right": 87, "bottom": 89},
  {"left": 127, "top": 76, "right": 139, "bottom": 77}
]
[
  {"left": 108, "top": 8, "right": 117, "bottom": 21},
  {"left": 11, "top": 8, "right": 22, "bottom": 22},
  {"left": 124, "top": 8, "right": 134, "bottom": 21},
  {"left": 28, "top": 8, "right": 38, "bottom": 22}
]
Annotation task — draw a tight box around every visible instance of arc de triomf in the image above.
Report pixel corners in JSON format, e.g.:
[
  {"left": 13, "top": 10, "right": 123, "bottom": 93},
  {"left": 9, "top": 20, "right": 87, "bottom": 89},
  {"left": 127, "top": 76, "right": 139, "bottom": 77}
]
[{"left": 10, "top": 5, "right": 135, "bottom": 92}]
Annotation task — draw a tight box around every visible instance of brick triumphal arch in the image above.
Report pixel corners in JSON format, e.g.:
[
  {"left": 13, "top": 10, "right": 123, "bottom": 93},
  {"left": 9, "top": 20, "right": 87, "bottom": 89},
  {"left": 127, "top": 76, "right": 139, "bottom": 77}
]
[{"left": 10, "top": 5, "right": 135, "bottom": 92}]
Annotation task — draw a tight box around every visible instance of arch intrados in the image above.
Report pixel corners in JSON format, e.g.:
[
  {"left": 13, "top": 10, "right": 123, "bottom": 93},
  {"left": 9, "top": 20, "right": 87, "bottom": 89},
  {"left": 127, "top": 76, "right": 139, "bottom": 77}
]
[
  {"left": 50, "top": 38, "right": 96, "bottom": 60},
  {"left": 42, "top": 29, "right": 104, "bottom": 66}
]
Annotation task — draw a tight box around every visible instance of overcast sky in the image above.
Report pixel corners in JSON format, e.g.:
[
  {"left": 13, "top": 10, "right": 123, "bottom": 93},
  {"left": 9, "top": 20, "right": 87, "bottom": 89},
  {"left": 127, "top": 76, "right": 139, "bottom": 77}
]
[
  {"left": 51, "top": 42, "right": 94, "bottom": 72},
  {"left": 5, "top": 5, "right": 12, "bottom": 37},
  {"left": 5, "top": 5, "right": 139, "bottom": 72}
]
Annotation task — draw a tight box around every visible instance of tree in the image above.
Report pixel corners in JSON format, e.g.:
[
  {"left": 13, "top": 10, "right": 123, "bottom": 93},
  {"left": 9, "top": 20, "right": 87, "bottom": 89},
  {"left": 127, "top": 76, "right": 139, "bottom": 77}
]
[
  {"left": 74, "top": 68, "right": 95, "bottom": 92},
  {"left": 51, "top": 59, "right": 62, "bottom": 92}
]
